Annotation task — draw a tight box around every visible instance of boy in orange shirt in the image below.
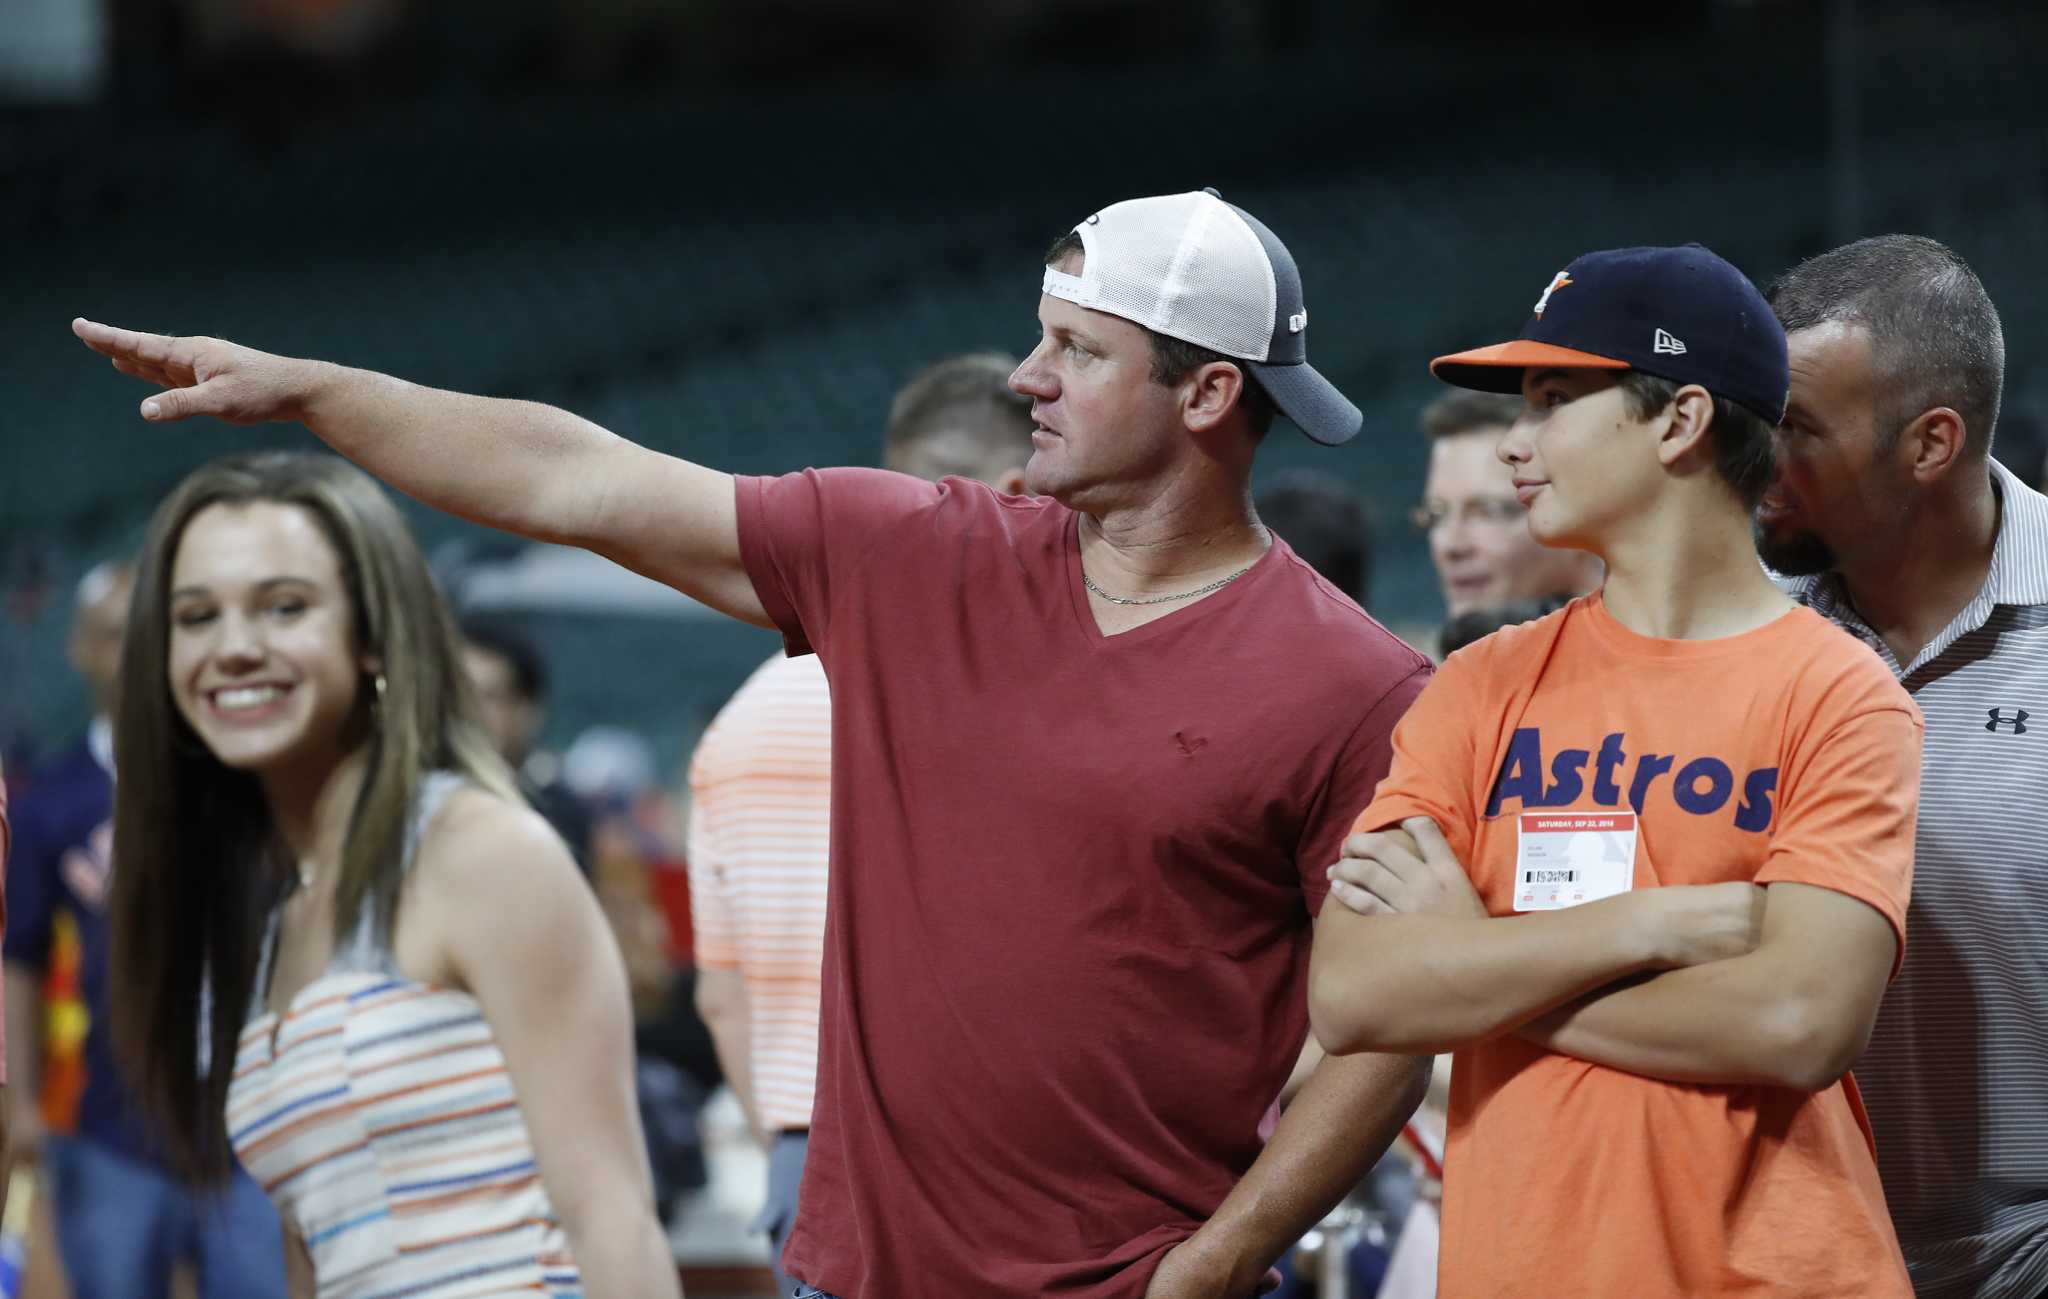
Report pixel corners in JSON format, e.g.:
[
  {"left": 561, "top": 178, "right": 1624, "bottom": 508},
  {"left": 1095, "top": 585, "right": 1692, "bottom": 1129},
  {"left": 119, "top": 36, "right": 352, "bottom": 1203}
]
[{"left": 1309, "top": 245, "right": 1920, "bottom": 1297}]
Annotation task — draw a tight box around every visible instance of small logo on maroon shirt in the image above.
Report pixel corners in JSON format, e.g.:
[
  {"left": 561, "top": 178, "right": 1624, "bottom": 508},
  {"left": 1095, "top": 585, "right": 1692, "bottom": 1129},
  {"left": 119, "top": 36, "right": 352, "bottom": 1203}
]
[{"left": 1174, "top": 731, "right": 1208, "bottom": 757}]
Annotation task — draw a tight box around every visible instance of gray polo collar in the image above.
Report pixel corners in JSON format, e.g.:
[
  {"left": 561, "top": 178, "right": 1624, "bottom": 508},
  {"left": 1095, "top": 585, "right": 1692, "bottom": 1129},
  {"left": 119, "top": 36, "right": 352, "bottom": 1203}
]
[{"left": 1789, "top": 458, "right": 2048, "bottom": 677}]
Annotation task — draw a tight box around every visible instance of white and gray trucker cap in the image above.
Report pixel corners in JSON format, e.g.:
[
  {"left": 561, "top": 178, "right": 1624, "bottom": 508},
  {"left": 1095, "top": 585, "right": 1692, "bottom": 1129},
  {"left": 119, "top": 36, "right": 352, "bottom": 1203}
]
[{"left": 1041, "top": 188, "right": 1362, "bottom": 446}]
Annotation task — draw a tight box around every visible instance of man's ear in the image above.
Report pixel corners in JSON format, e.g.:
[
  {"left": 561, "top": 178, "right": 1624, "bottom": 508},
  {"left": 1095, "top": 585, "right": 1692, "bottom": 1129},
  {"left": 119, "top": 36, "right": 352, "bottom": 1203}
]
[
  {"left": 1183, "top": 361, "right": 1249, "bottom": 434},
  {"left": 1898, "top": 406, "right": 1969, "bottom": 485},
  {"left": 1655, "top": 385, "right": 1717, "bottom": 470}
]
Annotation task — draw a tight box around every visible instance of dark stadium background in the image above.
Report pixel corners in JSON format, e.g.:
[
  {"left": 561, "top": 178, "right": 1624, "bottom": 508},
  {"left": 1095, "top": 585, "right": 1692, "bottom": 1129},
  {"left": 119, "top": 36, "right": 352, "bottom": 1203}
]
[{"left": 3, "top": 0, "right": 2042, "bottom": 772}]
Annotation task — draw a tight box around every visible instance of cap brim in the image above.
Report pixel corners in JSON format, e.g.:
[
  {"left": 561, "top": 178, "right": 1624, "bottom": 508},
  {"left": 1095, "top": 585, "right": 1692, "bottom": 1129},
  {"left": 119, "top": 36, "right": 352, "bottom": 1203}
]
[
  {"left": 1251, "top": 360, "right": 1362, "bottom": 447},
  {"left": 1429, "top": 340, "right": 1630, "bottom": 394}
]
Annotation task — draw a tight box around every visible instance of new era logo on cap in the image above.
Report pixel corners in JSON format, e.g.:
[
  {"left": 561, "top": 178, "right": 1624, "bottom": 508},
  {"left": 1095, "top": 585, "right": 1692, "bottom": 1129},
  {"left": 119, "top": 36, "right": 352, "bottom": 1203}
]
[{"left": 1426, "top": 244, "right": 1790, "bottom": 427}]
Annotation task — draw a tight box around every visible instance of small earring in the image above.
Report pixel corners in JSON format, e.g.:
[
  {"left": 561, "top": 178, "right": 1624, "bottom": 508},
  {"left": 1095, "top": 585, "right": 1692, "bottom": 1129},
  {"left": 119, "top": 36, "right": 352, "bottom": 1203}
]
[{"left": 373, "top": 672, "right": 388, "bottom": 710}]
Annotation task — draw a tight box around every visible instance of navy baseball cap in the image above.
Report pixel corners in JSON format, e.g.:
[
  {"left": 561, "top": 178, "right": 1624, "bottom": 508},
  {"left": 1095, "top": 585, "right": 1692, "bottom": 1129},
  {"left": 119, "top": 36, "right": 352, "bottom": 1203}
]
[{"left": 1431, "top": 244, "right": 1790, "bottom": 426}]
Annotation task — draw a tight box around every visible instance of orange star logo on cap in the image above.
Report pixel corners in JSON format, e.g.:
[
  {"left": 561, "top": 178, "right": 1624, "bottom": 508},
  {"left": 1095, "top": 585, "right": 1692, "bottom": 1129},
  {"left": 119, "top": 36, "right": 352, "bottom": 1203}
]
[{"left": 1533, "top": 271, "right": 1573, "bottom": 318}]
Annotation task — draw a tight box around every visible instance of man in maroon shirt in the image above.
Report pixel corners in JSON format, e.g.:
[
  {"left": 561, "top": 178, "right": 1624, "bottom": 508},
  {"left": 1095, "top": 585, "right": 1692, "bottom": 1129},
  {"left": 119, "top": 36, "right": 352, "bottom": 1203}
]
[{"left": 76, "top": 187, "right": 1432, "bottom": 1299}]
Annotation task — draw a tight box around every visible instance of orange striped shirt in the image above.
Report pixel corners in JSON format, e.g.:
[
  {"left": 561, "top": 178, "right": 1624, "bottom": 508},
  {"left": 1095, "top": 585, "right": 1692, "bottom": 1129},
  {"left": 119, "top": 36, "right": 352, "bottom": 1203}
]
[{"left": 686, "top": 652, "right": 832, "bottom": 1131}]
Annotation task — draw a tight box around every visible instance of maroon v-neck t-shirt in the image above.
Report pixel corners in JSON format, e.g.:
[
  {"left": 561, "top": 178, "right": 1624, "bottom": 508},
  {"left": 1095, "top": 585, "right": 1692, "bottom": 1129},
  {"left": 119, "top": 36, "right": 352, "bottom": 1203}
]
[{"left": 735, "top": 468, "right": 1431, "bottom": 1298}]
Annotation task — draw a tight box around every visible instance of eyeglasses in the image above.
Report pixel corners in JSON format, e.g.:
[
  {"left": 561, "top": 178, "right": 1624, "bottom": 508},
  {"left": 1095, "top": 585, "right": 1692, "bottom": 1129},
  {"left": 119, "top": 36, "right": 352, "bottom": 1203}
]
[{"left": 1409, "top": 498, "right": 1529, "bottom": 533}]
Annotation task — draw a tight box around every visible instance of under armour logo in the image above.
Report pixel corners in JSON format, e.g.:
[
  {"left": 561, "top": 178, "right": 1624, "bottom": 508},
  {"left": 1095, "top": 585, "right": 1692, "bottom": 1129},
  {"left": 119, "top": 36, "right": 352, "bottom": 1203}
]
[
  {"left": 1986, "top": 708, "right": 2030, "bottom": 734},
  {"left": 1653, "top": 328, "right": 1688, "bottom": 355},
  {"left": 1533, "top": 271, "right": 1573, "bottom": 318}
]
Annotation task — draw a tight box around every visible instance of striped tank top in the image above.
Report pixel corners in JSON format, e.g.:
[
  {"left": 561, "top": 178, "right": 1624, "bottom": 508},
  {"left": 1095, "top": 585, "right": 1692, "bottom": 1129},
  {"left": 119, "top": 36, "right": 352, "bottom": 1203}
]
[{"left": 227, "top": 773, "right": 582, "bottom": 1298}]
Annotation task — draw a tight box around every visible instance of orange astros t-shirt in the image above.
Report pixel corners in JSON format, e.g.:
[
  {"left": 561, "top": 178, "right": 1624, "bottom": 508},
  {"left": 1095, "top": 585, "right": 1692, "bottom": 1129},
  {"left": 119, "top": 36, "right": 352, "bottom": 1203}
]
[{"left": 1358, "top": 595, "right": 1921, "bottom": 1299}]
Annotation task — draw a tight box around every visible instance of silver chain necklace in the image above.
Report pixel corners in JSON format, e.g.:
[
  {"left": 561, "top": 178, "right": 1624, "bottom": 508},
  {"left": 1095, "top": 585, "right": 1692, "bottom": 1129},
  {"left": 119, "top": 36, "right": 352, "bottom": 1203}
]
[{"left": 1083, "top": 561, "right": 1257, "bottom": 607}]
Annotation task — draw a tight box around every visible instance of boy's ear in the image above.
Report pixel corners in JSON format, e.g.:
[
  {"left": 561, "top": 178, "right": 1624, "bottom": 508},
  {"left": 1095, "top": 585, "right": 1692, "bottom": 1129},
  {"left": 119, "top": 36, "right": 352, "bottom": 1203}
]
[{"left": 1655, "top": 385, "right": 1717, "bottom": 470}]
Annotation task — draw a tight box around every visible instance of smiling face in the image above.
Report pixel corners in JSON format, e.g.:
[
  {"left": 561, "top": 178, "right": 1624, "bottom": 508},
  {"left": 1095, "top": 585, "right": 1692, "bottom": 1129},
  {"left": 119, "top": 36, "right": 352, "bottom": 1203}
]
[
  {"left": 1497, "top": 368, "right": 1663, "bottom": 555},
  {"left": 167, "top": 500, "right": 371, "bottom": 779},
  {"left": 1009, "top": 253, "right": 1186, "bottom": 510},
  {"left": 1753, "top": 322, "right": 1907, "bottom": 577}
]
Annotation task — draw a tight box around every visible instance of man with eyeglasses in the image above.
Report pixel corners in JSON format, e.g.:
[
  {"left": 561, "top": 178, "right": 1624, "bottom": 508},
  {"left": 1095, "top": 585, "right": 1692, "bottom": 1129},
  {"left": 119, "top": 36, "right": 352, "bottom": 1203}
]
[{"left": 1415, "top": 391, "right": 1602, "bottom": 619}]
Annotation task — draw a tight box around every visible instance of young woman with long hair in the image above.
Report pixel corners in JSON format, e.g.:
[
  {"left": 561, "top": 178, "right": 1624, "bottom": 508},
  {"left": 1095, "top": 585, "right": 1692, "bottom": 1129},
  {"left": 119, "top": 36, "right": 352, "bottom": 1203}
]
[{"left": 109, "top": 451, "right": 682, "bottom": 1298}]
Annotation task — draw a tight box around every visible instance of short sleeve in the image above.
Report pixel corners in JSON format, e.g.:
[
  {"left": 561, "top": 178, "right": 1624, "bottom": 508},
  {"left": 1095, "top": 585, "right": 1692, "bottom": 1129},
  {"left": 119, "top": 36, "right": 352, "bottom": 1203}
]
[
  {"left": 734, "top": 467, "right": 945, "bottom": 658},
  {"left": 685, "top": 745, "right": 741, "bottom": 973},
  {"left": 1351, "top": 654, "right": 1486, "bottom": 874},
  {"left": 1296, "top": 663, "right": 1431, "bottom": 913},
  {"left": 1755, "top": 703, "right": 1922, "bottom": 976}
]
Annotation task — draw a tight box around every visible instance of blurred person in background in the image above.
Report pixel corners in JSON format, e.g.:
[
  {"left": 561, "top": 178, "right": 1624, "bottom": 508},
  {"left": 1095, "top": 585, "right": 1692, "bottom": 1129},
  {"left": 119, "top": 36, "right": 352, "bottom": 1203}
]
[
  {"left": 458, "top": 618, "right": 594, "bottom": 873},
  {"left": 76, "top": 186, "right": 1434, "bottom": 1299},
  {"left": 686, "top": 352, "right": 1032, "bottom": 1298},
  {"left": 1760, "top": 236, "right": 2048, "bottom": 1299},
  {"left": 106, "top": 451, "right": 678, "bottom": 1298},
  {"left": 4, "top": 560, "right": 286, "bottom": 1299},
  {"left": 1434, "top": 594, "right": 1571, "bottom": 661},
  {"left": 1254, "top": 469, "right": 1371, "bottom": 608},
  {"left": 562, "top": 723, "right": 720, "bottom": 1220},
  {"left": 1415, "top": 391, "right": 1601, "bottom": 620}
]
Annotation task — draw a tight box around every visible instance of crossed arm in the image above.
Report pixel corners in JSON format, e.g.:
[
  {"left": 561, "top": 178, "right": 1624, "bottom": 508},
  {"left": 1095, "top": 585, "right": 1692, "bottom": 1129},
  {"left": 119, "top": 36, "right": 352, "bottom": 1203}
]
[
  {"left": 72, "top": 319, "right": 770, "bottom": 628},
  {"left": 1512, "top": 881, "right": 1896, "bottom": 1090},
  {"left": 1310, "top": 820, "right": 1898, "bottom": 1092}
]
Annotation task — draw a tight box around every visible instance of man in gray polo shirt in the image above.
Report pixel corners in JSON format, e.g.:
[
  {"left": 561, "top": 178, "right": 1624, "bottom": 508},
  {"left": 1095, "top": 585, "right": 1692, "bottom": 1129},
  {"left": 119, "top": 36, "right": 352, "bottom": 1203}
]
[{"left": 1757, "top": 234, "right": 2048, "bottom": 1299}]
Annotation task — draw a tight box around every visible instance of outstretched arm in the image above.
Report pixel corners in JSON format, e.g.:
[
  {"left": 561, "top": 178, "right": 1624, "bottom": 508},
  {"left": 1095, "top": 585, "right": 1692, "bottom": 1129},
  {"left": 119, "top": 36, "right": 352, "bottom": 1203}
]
[
  {"left": 73, "top": 319, "right": 768, "bottom": 628},
  {"left": 1310, "top": 821, "right": 1765, "bottom": 1055},
  {"left": 1513, "top": 882, "right": 1896, "bottom": 1090}
]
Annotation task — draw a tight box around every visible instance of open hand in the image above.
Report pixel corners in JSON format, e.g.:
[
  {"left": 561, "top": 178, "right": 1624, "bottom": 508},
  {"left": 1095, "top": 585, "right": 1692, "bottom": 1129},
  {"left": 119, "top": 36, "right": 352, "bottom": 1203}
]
[
  {"left": 1326, "top": 817, "right": 1485, "bottom": 919},
  {"left": 73, "top": 318, "right": 319, "bottom": 426}
]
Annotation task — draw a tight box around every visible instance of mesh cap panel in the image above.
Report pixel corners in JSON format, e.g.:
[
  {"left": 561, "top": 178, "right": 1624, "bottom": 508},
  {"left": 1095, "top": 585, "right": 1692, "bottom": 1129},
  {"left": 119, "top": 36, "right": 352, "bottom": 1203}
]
[
  {"left": 1041, "top": 189, "right": 1363, "bottom": 446},
  {"left": 1047, "top": 192, "right": 1278, "bottom": 360}
]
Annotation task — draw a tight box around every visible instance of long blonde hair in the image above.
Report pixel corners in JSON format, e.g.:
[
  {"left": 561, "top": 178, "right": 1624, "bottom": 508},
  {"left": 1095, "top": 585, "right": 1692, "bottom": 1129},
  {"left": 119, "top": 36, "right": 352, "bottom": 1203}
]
[{"left": 112, "top": 450, "right": 517, "bottom": 1183}]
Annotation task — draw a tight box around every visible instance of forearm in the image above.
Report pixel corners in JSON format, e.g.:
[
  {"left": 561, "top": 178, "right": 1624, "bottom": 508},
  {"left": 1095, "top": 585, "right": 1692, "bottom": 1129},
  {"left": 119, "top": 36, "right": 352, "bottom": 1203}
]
[
  {"left": 1176, "top": 1051, "right": 1428, "bottom": 1294},
  {"left": 1516, "top": 957, "right": 1838, "bottom": 1090},
  {"left": 1276, "top": 1036, "right": 1323, "bottom": 1108},
  {"left": 1309, "top": 893, "right": 1664, "bottom": 1055},
  {"left": 4, "top": 968, "right": 43, "bottom": 1105},
  {"left": 298, "top": 363, "right": 638, "bottom": 545},
  {"left": 705, "top": 1016, "right": 762, "bottom": 1141},
  {"left": 286, "top": 1227, "right": 317, "bottom": 1299},
  {"left": 1516, "top": 882, "right": 1895, "bottom": 1091},
  {"left": 694, "top": 968, "right": 762, "bottom": 1139},
  {"left": 562, "top": 1198, "right": 683, "bottom": 1299}
]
